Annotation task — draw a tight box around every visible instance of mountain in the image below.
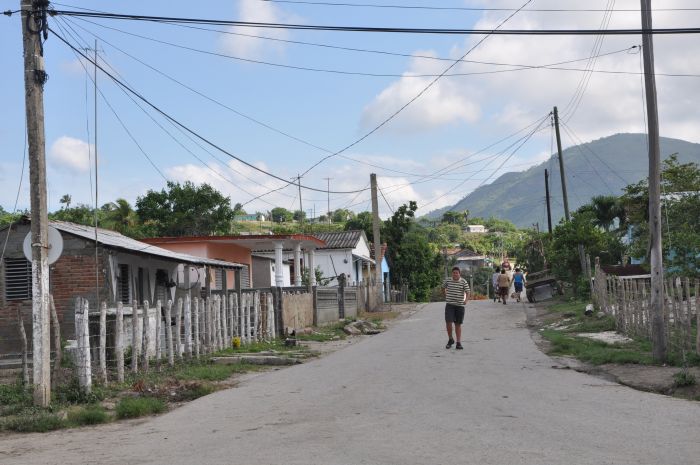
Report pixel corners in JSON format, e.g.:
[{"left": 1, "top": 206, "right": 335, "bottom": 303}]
[{"left": 424, "top": 133, "right": 700, "bottom": 228}]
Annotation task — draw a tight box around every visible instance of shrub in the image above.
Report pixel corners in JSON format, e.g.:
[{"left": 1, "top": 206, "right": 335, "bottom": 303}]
[
  {"left": 4, "top": 412, "right": 65, "bottom": 432},
  {"left": 673, "top": 370, "right": 697, "bottom": 388}
]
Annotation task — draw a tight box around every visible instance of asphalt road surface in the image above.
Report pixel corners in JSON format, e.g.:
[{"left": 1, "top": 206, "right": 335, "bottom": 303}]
[{"left": 2, "top": 300, "right": 699, "bottom": 465}]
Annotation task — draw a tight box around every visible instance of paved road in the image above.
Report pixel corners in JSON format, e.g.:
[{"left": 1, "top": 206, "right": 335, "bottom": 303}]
[{"left": 2, "top": 300, "right": 699, "bottom": 465}]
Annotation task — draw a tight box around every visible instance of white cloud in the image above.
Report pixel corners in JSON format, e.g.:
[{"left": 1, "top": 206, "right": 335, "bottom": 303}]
[
  {"left": 218, "top": 0, "right": 300, "bottom": 60},
  {"left": 362, "top": 0, "right": 700, "bottom": 143},
  {"left": 361, "top": 51, "right": 481, "bottom": 133},
  {"left": 49, "top": 136, "right": 93, "bottom": 172}
]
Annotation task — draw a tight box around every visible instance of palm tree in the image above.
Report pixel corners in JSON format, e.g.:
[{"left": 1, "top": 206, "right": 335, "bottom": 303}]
[
  {"left": 102, "top": 198, "right": 137, "bottom": 235},
  {"left": 590, "top": 195, "right": 625, "bottom": 232},
  {"left": 59, "top": 194, "right": 72, "bottom": 210}
]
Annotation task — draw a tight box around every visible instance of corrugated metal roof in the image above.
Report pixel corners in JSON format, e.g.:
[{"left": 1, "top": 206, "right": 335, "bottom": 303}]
[
  {"left": 313, "top": 230, "right": 365, "bottom": 249},
  {"left": 51, "top": 221, "right": 243, "bottom": 268}
]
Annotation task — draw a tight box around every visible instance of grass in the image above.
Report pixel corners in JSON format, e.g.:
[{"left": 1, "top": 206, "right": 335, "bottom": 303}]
[
  {"left": 177, "top": 383, "right": 216, "bottom": 401},
  {"left": 217, "top": 339, "right": 307, "bottom": 354},
  {"left": 673, "top": 370, "right": 697, "bottom": 388},
  {"left": 542, "top": 329, "right": 654, "bottom": 365},
  {"left": 115, "top": 396, "right": 166, "bottom": 419},
  {"left": 2, "top": 410, "right": 66, "bottom": 432},
  {"left": 295, "top": 321, "right": 349, "bottom": 342},
  {"left": 67, "top": 405, "right": 110, "bottom": 426},
  {"left": 175, "top": 362, "right": 259, "bottom": 381}
]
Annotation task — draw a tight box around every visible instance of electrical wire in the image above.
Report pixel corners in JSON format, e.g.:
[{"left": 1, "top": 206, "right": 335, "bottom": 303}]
[
  {"left": 50, "top": 26, "right": 369, "bottom": 197},
  {"left": 560, "top": 124, "right": 616, "bottom": 194},
  {"left": 378, "top": 186, "right": 395, "bottom": 215},
  {"left": 0, "top": 130, "right": 28, "bottom": 264},
  {"left": 49, "top": 10, "right": 700, "bottom": 35},
  {"left": 258, "top": 0, "right": 700, "bottom": 13}
]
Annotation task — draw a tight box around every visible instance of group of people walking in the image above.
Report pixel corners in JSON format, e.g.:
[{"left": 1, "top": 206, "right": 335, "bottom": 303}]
[
  {"left": 441, "top": 259, "right": 526, "bottom": 350},
  {"left": 492, "top": 259, "right": 525, "bottom": 305}
]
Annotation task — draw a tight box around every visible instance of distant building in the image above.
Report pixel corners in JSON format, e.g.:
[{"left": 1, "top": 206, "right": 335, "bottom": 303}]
[
  {"left": 450, "top": 248, "right": 488, "bottom": 273},
  {"left": 234, "top": 213, "right": 265, "bottom": 222},
  {"left": 464, "top": 225, "right": 487, "bottom": 234}
]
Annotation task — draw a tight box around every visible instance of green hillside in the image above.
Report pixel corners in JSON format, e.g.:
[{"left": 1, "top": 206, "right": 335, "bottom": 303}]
[{"left": 425, "top": 133, "right": 700, "bottom": 228}]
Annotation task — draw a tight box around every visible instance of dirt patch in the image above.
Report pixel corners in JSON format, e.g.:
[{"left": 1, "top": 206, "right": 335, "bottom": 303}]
[{"left": 526, "top": 299, "right": 700, "bottom": 401}]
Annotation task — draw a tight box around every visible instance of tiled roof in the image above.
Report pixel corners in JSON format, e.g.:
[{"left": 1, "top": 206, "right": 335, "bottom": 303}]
[
  {"left": 313, "top": 230, "right": 365, "bottom": 249},
  {"left": 50, "top": 221, "right": 244, "bottom": 268}
]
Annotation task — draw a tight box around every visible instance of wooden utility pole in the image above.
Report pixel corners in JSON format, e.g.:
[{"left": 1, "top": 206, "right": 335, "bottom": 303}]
[
  {"left": 544, "top": 169, "right": 553, "bottom": 234},
  {"left": 21, "top": 0, "right": 51, "bottom": 406},
  {"left": 640, "top": 0, "right": 667, "bottom": 362},
  {"left": 370, "top": 174, "right": 383, "bottom": 305},
  {"left": 553, "top": 107, "right": 570, "bottom": 221}
]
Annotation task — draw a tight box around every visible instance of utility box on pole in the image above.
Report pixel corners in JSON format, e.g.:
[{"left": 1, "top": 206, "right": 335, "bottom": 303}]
[{"left": 21, "top": 0, "right": 51, "bottom": 406}]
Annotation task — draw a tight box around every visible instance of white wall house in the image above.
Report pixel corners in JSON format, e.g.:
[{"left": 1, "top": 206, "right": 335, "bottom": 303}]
[{"left": 313, "top": 231, "right": 375, "bottom": 286}]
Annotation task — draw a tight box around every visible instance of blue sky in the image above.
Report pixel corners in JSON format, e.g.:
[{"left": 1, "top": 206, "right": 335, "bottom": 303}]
[{"left": 1, "top": 0, "right": 699, "bottom": 220}]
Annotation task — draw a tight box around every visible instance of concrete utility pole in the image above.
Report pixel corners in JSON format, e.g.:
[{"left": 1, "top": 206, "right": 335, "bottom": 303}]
[
  {"left": 552, "top": 107, "right": 570, "bottom": 221},
  {"left": 544, "top": 169, "right": 553, "bottom": 234},
  {"left": 323, "top": 177, "right": 332, "bottom": 224},
  {"left": 21, "top": 0, "right": 51, "bottom": 406},
  {"left": 640, "top": 0, "right": 667, "bottom": 362},
  {"left": 370, "top": 174, "right": 383, "bottom": 305},
  {"left": 297, "top": 174, "right": 303, "bottom": 232}
]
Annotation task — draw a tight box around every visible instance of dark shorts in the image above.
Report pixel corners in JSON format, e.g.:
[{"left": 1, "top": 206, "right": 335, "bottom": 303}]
[
  {"left": 445, "top": 303, "right": 465, "bottom": 324},
  {"left": 499, "top": 286, "right": 509, "bottom": 297},
  {"left": 514, "top": 282, "right": 523, "bottom": 292}
]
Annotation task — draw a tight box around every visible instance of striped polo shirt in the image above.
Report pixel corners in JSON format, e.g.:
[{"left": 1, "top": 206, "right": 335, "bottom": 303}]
[{"left": 444, "top": 278, "right": 470, "bottom": 306}]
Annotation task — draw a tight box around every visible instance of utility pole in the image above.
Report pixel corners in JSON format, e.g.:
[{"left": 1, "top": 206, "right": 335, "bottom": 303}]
[
  {"left": 640, "top": 0, "right": 667, "bottom": 362},
  {"left": 544, "top": 169, "right": 553, "bottom": 234},
  {"left": 323, "top": 177, "right": 332, "bottom": 225},
  {"left": 297, "top": 174, "right": 303, "bottom": 232},
  {"left": 21, "top": 0, "right": 51, "bottom": 407},
  {"left": 370, "top": 174, "right": 383, "bottom": 305},
  {"left": 553, "top": 107, "right": 570, "bottom": 221}
]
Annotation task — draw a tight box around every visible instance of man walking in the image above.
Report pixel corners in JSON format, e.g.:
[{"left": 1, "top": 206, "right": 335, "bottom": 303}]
[{"left": 443, "top": 266, "right": 470, "bottom": 350}]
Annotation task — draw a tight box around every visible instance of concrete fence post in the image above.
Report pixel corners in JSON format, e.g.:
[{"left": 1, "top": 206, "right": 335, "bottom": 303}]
[
  {"left": 184, "top": 295, "right": 192, "bottom": 359},
  {"left": 99, "top": 301, "right": 107, "bottom": 384},
  {"left": 75, "top": 298, "right": 92, "bottom": 393},
  {"left": 116, "top": 301, "right": 124, "bottom": 383},
  {"left": 165, "top": 299, "right": 174, "bottom": 367},
  {"left": 131, "top": 300, "right": 140, "bottom": 374},
  {"left": 141, "top": 300, "right": 151, "bottom": 373}
]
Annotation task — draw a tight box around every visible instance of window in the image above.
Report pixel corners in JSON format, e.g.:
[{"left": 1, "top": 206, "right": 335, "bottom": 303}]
[
  {"left": 5, "top": 257, "right": 32, "bottom": 301},
  {"left": 214, "top": 268, "right": 223, "bottom": 290},
  {"left": 118, "top": 264, "right": 130, "bottom": 304}
]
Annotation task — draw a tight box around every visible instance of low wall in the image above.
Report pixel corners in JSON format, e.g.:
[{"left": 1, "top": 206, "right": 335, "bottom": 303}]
[
  {"left": 282, "top": 293, "right": 313, "bottom": 330},
  {"left": 315, "top": 288, "right": 339, "bottom": 326}
]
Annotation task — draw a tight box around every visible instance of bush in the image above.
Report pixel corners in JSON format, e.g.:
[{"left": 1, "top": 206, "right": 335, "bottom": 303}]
[
  {"left": 116, "top": 396, "right": 166, "bottom": 419},
  {"left": 0, "top": 382, "right": 32, "bottom": 407},
  {"left": 673, "top": 370, "right": 697, "bottom": 387},
  {"left": 53, "top": 378, "right": 106, "bottom": 404}
]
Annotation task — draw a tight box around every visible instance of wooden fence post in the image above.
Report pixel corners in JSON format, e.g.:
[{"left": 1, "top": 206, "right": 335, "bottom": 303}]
[
  {"left": 142, "top": 300, "right": 151, "bottom": 373},
  {"left": 75, "top": 298, "right": 92, "bottom": 393},
  {"left": 131, "top": 300, "right": 140, "bottom": 374},
  {"left": 193, "top": 297, "right": 200, "bottom": 359},
  {"left": 116, "top": 301, "right": 124, "bottom": 383},
  {"left": 99, "top": 301, "right": 107, "bottom": 383},
  {"left": 154, "top": 299, "right": 162, "bottom": 369},
  {"left": 49, "top": 294, "right": 62, "bottom": 384},
  {"left": 253, "top": 291, "right": 260, "bottom": 342},
  {"left": 266, "top": 292, "right": 275, "bottom": 339},
  {"left": 184, "top": 295, "right": 192, "bottom": 359},
  {"left": 165, "top": 299, "right": 174, "bottom": 367},
  {"left": 175, "top": 297, "right": 183, "bottom": 361}
]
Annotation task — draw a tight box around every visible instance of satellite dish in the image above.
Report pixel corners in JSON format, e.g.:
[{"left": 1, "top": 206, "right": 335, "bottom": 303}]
[{"left": 23, "top": 226, "right": 64, "bottom": 265}]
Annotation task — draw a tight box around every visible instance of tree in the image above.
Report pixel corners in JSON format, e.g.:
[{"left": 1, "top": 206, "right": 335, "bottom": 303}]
[
  {"left": 270, "top": 207, "right": 293, "bottom": 223},
  {"left": 331, "top": 208, "right": 354, "bottom": 223},
  {"left": 344, "top": 211, "right": 374, "bottom": 242},
  {"left": 59, "top": 194, "right": 72, "bottom": 210},
  {"left": 441, "top": 210, "right": 468, "bottom": 226},
  {"left": 621, "top": 155, "right": 700, "bottom": 276},
  {"left": 588, "top": 195, "right": 625, "bottom": 232},
  {"left": 135, "top": 181, "right": 235, "bottom": 236},
  {"left": 49, "top": 203, "right": 98, "bottom": 226},
  {"left": 233, "top": 203, "right": 246, "bottom": 216},
  {"left": 293, "top": 210, "right": 306, "bottom": 222},
  {"left": 101, "top": 198, "right": 137, "bottom": 235}
]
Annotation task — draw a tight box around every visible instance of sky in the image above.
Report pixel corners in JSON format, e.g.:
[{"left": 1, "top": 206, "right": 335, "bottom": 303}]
[{"left": 1, "top": 0, "right": 699, "bottom": 221}]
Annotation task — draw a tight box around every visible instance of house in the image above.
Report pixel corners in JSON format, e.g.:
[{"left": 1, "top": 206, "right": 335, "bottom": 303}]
[
  {"left": 450, "top": 248, "right": 488, "bottom": 274},
  {"left": 141, "top": 234, "right": 326, "bottom": 288},
  {"left": 234, "top": 213, "right": 265, "bottom": 222},
  {"left": 0, "top": 219, "right": 244, "bottom": 355},
  {"left": 312, "top": 231, "right": 375, "bottom": 286},
  {"left": 464, "top": 225, "right": 487, "bottom": 234}
]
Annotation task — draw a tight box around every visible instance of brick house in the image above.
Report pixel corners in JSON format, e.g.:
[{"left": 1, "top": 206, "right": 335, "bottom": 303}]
[{"left": 0, "top": 219, "right": 243, "bottom": 356}]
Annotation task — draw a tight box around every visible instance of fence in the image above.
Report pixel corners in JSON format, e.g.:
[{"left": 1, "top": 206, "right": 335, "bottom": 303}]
[{"left": 593, "top": 263, "right": 699, "bottom": 356}]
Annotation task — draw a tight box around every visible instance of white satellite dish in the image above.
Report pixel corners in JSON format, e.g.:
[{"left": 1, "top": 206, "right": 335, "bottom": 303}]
[{"left": 23, "top": 226, "right": 64, "bottom": 265}]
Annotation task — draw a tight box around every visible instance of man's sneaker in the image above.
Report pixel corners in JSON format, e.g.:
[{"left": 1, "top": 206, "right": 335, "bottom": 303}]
[
  {"left": 446, "top": 338, "right": 454, "bottom": 349},
  {"left": 455, "top": 342, "right": 463, "bottom": 350}
]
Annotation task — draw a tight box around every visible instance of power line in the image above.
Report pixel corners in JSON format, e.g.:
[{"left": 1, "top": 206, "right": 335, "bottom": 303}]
[
  {"left": 258, "top": 0, "right": 700, "bottom": 13},
  {"left": 49, "top": 26, "right": 369, "bottom": 197},
  {"left": 49, "top": 10, "right": 700, "bottom": 35}
]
